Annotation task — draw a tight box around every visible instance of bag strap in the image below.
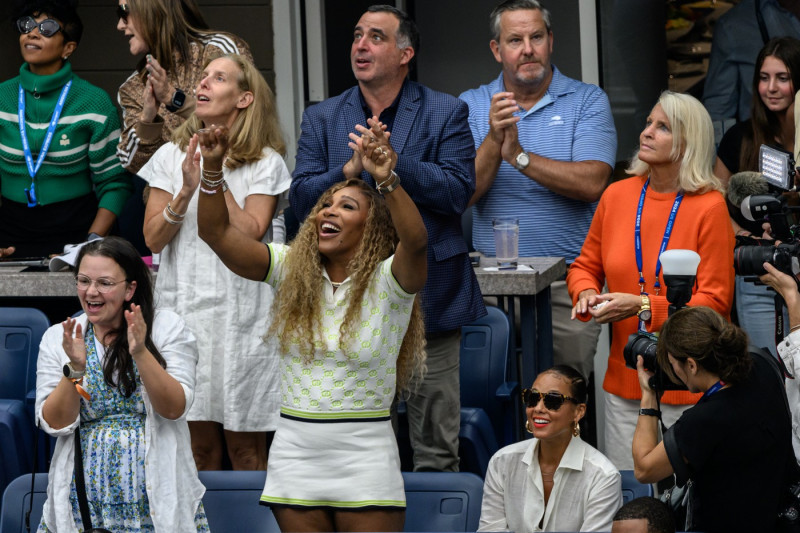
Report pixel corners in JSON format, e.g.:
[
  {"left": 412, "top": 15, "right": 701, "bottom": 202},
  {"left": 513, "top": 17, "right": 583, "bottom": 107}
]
[
  {"left": 74, "top": 426, "right": 95, "bottom": 530},
  {"left": 25, "top": 421, "right": 39, "bottom": 533}
]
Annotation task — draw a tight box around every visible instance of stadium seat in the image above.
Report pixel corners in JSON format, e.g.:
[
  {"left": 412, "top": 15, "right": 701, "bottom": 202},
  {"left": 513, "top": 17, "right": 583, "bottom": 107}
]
[
  {"left": 3, "top": 471, "right": 483, "bottom": 533},
  {"left": 460, "top": 305, "right": 519, "bottom": 447},
  {"left": 0, "top": 308, "right": 49, "bottom": 505},
  {"left": 620, "top": 469, "right": 654, "bottom": 503},
  {"left": 458, "top": 407, "right": 499, "bottom": 478}
]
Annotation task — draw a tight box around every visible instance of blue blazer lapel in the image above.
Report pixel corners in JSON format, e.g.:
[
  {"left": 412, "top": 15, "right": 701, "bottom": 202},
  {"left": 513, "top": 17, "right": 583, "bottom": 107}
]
[{"left": 389, "top": 82, "right": 421, "bottom": 155}]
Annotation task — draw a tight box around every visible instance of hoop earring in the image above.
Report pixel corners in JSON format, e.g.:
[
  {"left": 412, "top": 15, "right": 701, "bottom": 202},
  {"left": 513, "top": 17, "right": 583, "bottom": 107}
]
[
  {"left": 525, "top": 420, "right": 533, "bottom": 434},
  {"left": 572, "top": 421, "right": 580, "bottom": 437}
]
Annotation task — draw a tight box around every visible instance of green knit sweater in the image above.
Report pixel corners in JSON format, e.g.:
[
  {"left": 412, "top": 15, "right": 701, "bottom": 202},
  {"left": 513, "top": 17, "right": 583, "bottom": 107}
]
[{"left": 0, "top": 63, "right": 132, "bottom": 214}]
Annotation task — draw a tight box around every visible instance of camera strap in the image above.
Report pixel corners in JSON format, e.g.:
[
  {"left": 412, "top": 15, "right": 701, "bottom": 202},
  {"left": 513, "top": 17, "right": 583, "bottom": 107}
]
[{"left": 635, "top": 177, "right": 684, "bottom": 296}]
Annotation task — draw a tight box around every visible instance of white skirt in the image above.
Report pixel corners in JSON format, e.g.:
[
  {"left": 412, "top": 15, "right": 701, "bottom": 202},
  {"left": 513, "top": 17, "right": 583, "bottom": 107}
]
[{"left": 260, "top": 415, "right": 405, "bottom": 509}]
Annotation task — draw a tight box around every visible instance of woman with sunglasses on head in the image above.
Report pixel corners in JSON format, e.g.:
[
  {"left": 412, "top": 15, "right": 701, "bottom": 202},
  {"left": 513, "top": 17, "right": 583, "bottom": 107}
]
[
  {"left": 115, "top": 0, "right": 252, "bottom": 174},
  {"left": 0, "top": 0, "right": 132, "bottom": 259},
  {"left": 197, "top": 117, "right": 427, "bottom": 532},
  {"left": 137, "top": 54, "right": 290, "bottom": 472},
  {"left": 632, "top": 306, "right": 794, "bottom": 533},
  {"left": 35, "top": 237, "right": 208, "bottom": 532},
  {"left": 478, "top": 365, "right": 622, "bottom": 533}
]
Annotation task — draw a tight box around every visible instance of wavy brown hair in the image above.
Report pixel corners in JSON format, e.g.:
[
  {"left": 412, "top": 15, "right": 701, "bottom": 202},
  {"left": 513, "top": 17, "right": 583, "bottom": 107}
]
[
  {"left": 267, "top": 179, "right": 426, "bottom": 391},
  {"left": 172, "top": 54, "right": 286, "bottom": 169}
]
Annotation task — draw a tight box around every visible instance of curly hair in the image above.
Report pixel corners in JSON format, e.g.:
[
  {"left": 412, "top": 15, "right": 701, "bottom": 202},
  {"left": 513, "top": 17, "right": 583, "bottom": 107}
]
[
  {"left": 656, "top": 306, "right": 752, "bottom": 386},
  {"left": 267, "top": 179, "right": 426, "bottom": 391}
]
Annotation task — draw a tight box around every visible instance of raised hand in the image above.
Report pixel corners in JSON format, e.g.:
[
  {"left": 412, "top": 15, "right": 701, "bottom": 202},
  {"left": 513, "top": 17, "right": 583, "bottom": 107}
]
[
  {"left": 197, "top": 125, "right": 230, "bottom": 169},
  {"left": 144, "top": 54, "right": 173, "bottom": 107},
  {"left": 349, "top": 117, "right": 395, "bottom": 182},
  {"left": 124, "top": 303, "right": 148, "bottom": 357},
  {"left": 142, "top": 77, "right": 159, "bottom": 123},
  {"left": 181, "top": 134, "right": 201, "bottom": 193},
  {"left": 61, "top": 317, "right": 87, "bottom": 370},
  {"left": 488, "top": 91, "right": 521, "bottom": 146}
]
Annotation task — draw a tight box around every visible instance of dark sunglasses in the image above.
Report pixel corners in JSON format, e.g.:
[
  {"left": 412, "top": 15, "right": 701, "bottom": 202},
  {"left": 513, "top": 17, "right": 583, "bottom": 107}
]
[
  {"left": 522, "top": 388, "right": 579, "bottom": 411},
  {"left": 117, "top": 4, "right": 129, "bottom": 23},
  {"left": 16, "top": 16, "right": 63, "bottom": 38}
]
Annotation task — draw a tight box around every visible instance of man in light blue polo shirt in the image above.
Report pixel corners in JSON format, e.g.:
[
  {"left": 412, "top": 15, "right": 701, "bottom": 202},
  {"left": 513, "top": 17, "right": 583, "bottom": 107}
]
[{"left": 459, "top": 0, "right": 617, "bottom": 382}]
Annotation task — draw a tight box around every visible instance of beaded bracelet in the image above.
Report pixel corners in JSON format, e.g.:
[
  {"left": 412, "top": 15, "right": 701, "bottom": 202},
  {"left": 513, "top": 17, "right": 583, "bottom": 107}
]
[
  {"left": 202, "top": 167, "right": 223, "bottom": 177},
  {"left": 162, "top": 207, "right": 183, "bottom": 225},
  {"left": 199, "top": 186, "right": 218, "bottom": 195},
  {"left": 200, "top": 175, "right": 226, "bottom": 188},
  {"left": 166, "top": 201, "right": 186, "bottom": 219}
]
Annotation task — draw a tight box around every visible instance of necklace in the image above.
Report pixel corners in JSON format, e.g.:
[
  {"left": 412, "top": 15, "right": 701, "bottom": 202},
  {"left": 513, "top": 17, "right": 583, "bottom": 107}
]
[{"left": 331, "top": 281, "right": 343, "bottom": 288}]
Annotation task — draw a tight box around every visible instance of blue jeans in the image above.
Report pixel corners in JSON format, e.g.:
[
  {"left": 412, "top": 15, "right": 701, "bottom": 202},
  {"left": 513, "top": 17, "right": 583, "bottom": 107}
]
[{"left": 735, "top": 275, "right": 780, "bottom": 356}]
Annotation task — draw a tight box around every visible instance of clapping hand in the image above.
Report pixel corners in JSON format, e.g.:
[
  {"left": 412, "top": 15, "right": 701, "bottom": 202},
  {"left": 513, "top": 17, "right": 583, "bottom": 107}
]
[
  {"left": 197, "top": 125, "right": 230, "bottom": 169},
  {"left": 349, "top": 117, "right": 395, "bottom": 182},
  {"left": 181, "top": 135, "right": 201, "bottom": 194},
  {"left": 61, "top": 317, "right": 87, "bottom": 371},
  {"left": 344, "top": 118, "right": 389, "bottom": 179},
  {"left": 125, "top": 303, "right": 148, "bottom": 357}
]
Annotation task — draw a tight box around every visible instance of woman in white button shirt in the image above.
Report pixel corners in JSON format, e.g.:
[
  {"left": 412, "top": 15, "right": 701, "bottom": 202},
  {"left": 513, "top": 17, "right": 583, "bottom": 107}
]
[
  {"left": 478, "top": 365, "right": 622, "bottom": 532},
  {"left": 35, "top": 237, "right": 206, "bottom": 532}
]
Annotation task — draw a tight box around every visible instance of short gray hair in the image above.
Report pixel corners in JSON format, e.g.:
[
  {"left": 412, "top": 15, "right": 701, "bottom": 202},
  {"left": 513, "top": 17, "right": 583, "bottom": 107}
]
[{"left": 490, "top": 0, "right": 552, "bottom": 41}]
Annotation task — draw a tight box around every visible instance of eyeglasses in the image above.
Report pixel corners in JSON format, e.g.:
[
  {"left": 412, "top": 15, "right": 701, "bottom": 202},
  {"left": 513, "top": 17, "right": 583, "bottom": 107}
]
[
  {"left": 75, "top": 275, "right": 127, "bottom": 293},
  {"left": 16, "top": 16, "right": 63, "bottom": 38},
  {"left": 522, "top": 388, "right": 579, "bottom": 411},
  {"left": 117, "top": 4, "right": 129, "bottom": 23}
]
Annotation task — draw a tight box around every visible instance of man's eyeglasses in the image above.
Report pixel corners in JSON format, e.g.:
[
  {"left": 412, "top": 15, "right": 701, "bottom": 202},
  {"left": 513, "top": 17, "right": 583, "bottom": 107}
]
[
  {"left": 117, "top": 4, "right": 129, "bottom": 23},
  {"left": 75, "top": 275, "right": 127, "bottom": 293},
  {"left": 16, "top": 16, "right": 63, "bottom": 38},
  {"left": 522, "top": 388, "right": 579, "bottom": 411}
]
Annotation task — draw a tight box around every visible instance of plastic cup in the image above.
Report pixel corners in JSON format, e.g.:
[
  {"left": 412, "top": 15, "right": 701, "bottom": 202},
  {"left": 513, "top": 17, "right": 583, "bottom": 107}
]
[{"left": 493, "top": 217, "right": 519, "bottom": 270}]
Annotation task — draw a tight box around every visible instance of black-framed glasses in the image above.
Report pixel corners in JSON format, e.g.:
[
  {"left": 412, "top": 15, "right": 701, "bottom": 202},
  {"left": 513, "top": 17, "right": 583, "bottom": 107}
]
[
  {"left": 522, "top": 388, "right": 579, "bottom": 411},
  {"left": 16, "top": 16, "right": 63, "bottom": 38},
  {"left": 75, "top": 275, "right": 127, "bottom": 293},
  {"left": 117, "top": 3, "right": 129, "bottom": 23}
]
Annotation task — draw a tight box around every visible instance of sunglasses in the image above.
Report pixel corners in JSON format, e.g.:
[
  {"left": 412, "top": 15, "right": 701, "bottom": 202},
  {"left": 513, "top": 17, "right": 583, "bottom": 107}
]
[
  {"left": 117, "top": 4, "right": 129, "bottom": 23},
  {"left": 16, "top": 16, "right": 63, "bottom": 38},
  {"left": 522, "top": 388, "right": 579, "bottom": 411}
]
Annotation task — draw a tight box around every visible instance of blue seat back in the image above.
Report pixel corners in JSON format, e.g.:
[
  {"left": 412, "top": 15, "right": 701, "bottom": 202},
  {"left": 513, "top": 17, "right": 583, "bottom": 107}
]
[
  {"left": 458, "top": 407, "right": 499, "bottom": 479},
  {"left": 2, "top": 471, "right": 484, "bottom": 532},
  {"left": 460, "top": 306, "right": 518, "bottom": 446},
  {"left": 198, "top": 471, "right": 279, "bottom": 532},
  {"left": 403, "top": 471, "right": 483, "bottom": 532},
  {"left": 0, "top": 308, "right": 49, "bottom": 404},
  {"left": 0, "top": 472, "right": 45, "bottom": 532},
  {"left": 620, "top": 470, "right": 654, "bottom": 503}
]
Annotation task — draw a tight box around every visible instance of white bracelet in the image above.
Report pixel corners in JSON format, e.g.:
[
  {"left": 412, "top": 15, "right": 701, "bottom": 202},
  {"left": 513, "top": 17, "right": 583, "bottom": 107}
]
[{"left": 162, "top": 207, "right": 183, "bottom": 225}]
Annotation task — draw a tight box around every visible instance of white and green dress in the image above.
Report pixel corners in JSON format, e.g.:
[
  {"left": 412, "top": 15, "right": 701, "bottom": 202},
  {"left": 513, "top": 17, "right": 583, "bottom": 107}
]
[{"left": 260, "top": 243, "right": 415, "bottom": 509}]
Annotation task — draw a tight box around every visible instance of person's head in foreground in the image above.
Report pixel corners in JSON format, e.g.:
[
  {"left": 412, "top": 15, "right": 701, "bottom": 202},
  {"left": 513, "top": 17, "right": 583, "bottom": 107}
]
[
  {"left": 611, "top": 497, "right": 675, "bottom": 533},
  {"left": 523, "top": 364, "right": 587, "bottom": 442}
]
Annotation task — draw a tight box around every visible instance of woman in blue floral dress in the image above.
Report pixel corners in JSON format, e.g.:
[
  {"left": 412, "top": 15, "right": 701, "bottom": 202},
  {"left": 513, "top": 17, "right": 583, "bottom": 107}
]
[{"left": 35, "top": 236, "right": 208, "bottom": 532}]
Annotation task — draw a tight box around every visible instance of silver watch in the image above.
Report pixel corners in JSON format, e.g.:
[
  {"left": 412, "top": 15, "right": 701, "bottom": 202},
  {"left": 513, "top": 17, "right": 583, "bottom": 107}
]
[
  {"left": 514, "top": 151, "right": 530, "bottom": 170},
  {"left": 377, "top": 171, "right": 401, "bottom": 194},
  {"left": 63, "top": 362, "right": 86, "bottom": 379}
]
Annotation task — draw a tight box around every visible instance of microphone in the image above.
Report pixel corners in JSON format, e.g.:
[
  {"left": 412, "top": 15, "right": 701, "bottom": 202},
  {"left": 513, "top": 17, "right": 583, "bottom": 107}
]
[{"left": 727, "top": 171, "right": 769, "bottom": 208}]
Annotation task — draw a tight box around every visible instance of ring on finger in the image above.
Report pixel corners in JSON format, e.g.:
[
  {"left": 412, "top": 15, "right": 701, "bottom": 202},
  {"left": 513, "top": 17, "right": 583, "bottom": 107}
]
[{"left": 375, "top": 146, "right": 385, "bottom": 156}]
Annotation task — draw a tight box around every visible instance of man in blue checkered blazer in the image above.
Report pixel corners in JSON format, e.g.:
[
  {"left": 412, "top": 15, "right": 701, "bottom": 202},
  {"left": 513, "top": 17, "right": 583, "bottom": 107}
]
[{"left": 289, "top": 5, "right": 486, "bottom": 472}]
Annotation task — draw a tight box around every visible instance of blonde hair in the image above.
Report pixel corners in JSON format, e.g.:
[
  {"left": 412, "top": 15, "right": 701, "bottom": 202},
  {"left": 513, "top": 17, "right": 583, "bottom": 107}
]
[
  {"left": 267, "top": 179, "right": 426, "bottom": 391},
  {"left": 627, "top": 91, "right": 722, "bottom": 194},
  {"left": 171, "top": 54, "right": 285, "bottom": 169}
]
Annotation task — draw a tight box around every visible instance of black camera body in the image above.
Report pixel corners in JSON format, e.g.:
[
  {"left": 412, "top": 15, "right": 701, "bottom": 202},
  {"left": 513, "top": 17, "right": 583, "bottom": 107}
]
[
  {"left": 623, "top": 331, "right": 686, "bottom": 391},
  {"left": 735, "top": 239, "right": 800, "bottom": 277}
]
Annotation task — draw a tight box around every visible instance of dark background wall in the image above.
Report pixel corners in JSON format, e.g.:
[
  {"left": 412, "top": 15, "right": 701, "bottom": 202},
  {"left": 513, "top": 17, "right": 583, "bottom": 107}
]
[{"left": 0, "top": 0, "right": 275, "bottom": 110}]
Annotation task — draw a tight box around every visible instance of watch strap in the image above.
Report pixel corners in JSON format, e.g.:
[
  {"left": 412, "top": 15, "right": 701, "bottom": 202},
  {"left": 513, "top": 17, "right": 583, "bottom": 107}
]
[
  {"left": 376, "top": 171, "right": 401, "bottom": 194},
  {"left": 639, "top": 408, "right": 661, "bottom": 418}
]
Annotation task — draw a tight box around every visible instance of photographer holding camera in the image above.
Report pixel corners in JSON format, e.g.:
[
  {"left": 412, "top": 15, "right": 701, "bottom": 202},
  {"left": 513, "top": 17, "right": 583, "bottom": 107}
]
[
  {"left": 760, "top": 261, "right": 800, "bottom": 460},
  {"left": 568, "top": 91, "right": 735, "bottom": 469},
  {"left": 632, "top": 306, "right": 794, "bottom": 533}
]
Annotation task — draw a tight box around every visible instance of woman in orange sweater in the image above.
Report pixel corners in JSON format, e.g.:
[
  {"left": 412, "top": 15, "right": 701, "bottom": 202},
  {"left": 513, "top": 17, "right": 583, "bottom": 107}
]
[{"left": 567, "top": 91, "right": 734, "bottom": 470}]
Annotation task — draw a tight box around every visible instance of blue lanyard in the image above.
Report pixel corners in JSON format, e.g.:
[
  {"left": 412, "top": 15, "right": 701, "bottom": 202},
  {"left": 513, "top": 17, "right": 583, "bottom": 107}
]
[
  {"left": 18, "top": 80, "right": 72, "bottom": 207},
  {"left": 635, "top": 177, "right": 684, "bottom": 295},
  {"left": 702, "top": 380, "right": 726, "bottom": 400}
]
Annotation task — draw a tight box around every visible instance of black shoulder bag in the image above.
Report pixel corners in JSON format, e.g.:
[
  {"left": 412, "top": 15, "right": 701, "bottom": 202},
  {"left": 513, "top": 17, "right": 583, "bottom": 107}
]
[{"left": 74, "top": 428, "right": 112, "bottom": 533}]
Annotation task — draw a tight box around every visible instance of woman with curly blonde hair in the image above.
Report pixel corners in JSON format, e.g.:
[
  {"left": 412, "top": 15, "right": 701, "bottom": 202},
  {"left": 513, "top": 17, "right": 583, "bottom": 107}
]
[{"left": 198, "top": 116, "right": 427, "bottom": 532}]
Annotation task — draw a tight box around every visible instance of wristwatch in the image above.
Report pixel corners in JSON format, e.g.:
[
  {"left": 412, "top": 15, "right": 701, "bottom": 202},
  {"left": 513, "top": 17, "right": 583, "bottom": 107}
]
[
  {"left": 377, "top": 171, "right": 401, "bottom": 195},
  {"left": 637, "top": 294, "right": 652, "bottom": 322},
  {"left": 165, "top": 88, "right": 186, "bottom": 113},
  {"left": 513, "top": 151, "right": 530, "bottom": 170},
  {"left": 63, "top": 362, "right": 85, "bottom": 379},
  {"left": 639, "top": 408, "right": 661, "bottom": 418}
]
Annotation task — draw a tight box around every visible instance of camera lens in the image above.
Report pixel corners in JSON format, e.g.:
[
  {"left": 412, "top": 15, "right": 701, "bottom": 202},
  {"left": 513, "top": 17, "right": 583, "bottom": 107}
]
[
  {"left": 623, "top": 332, "right": 659, "bottom": 372},
  {"left": 734, "top": 245, "right": 775, "bottom": 276}
]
